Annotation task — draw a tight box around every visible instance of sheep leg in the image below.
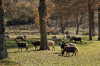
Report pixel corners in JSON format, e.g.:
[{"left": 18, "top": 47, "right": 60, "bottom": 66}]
[
  {"left": 70, "top": 39, "right": 71, "bottom": 42},
  {"left": 35, "top": 46, "right": 37, "bottom": 50},
  {"left": 21, "top": 47, "right": 22, "bottom": 51},
  {"left": 66, "top": 52, "right": 67, "bottom": 56},
  {"left": 52, "top": 47, "right": 55, "bottom": 51},
  {"left": 18, "top": 47, "right": 20, "bottom": 51},
  {"left": 66, "top": 52, "right": 70, "bottom": 56},
  {"left": 75, "top": 40, "right": 76, "bottom": 43},
  {"left": 72, "top": 52, "right": 74, "bottom": 56},
  {"left": 75, "top": 52, "right": 76, "bottom": 56},
  {"left": 72, "top": 52, "right": 73, "bottom": 56},
  {"left": 68, "top": 52, "right": 70, "bottom": 56},
  {"left": 81, "top": 41, "right": 82, "bottom": 44},
  {"left": 54, "top": 47, "right": 55, "bottom": 51},
  {"left": 26, "top": 47, "right": 27, "bottom": 50}
]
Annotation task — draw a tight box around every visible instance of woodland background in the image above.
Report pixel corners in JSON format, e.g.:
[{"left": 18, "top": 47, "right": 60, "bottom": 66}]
[{"left": 3, "top": 0, "right": 98, "bottom": 36}]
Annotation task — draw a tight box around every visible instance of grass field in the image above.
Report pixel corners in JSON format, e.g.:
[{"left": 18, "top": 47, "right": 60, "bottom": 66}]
[{"left": 0, "top": 35, "right": 100, "bottom": 66}]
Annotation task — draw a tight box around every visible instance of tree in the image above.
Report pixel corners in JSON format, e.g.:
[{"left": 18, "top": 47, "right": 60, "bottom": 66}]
[
  {"left": 0, "top": 0, "right": 8, "bottom": 59},
  {"left": 38, "top": 0, "right": 50, "bottom": 50},
  {"left": 91, "top": 11, "right": 95, "bottom": 36},
  {"left": 88, "top": 0, "right": 92, "bottom": 40},
  {"left": 98, "top": 5, "right": 100, "bottom": 40}
]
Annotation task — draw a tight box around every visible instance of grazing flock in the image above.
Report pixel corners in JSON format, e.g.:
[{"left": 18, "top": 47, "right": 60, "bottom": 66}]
[{"left": 6, "top": 34, "right": 82, "bottom": 56}]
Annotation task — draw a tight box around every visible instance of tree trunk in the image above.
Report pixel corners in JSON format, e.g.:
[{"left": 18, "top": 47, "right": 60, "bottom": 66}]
[
  {"left": 98, "top": 5, "right": 100, "bottom": 40},
  {"left": 38, "top": 0, "right": 50, "bottom": 50},
  {"left": 0, "top": 0, "right": 8, "bottom": 59},
  {"left": 91, "top": 11, "right": 95, "bottom": 36},
  {"left": 60, "top": 16, "right": 65, "bottom": 34},
  {"left": 88, "top": 0, "right": 92, "bottom": 40},
  {"left": 76, "top": 15, "right": 79, "bottom": 35}
]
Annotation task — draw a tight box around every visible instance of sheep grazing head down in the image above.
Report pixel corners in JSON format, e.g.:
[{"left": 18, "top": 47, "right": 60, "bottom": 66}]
[
  {"left": 59, "top": 42, "right": 69, "bottom": 52},
  {"left": 62, "top": 46, "right": 78, "bottom": 56}
]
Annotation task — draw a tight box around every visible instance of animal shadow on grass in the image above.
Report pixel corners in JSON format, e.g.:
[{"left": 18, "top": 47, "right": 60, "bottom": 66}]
[
  {"left": 53, "top": 53, "right": 62, "bottom": 56},
  {"left": 63, "top": 55, "right": 74, "bottom": 57},
  {"left": 8, "top": 50, "right": 28, "bottom": 53},
  {"left": 53, "top": 52, "right": 76, "bottom": 57}
]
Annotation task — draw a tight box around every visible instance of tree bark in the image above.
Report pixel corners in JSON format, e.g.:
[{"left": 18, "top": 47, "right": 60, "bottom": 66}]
[
  {"left": 76, "top": 15, "right": 79, "bottom": 35},
  {"left": 88, "top": 0, "right": 92, "bottom": 40},
  {"left": 60, "top": 16, "right": 65, "bottom": 34},
  {"left": 91, "top": 11, "right": 95, "bottom": 36},
  {"left": 98, "top": 5, "right": 100, "bottom": 40},
  {"left": 38, "top": 0, "right": 50, "bottom": 50},
  {"left": 0, "top": 0, "right": 8, "bottom": 59}
]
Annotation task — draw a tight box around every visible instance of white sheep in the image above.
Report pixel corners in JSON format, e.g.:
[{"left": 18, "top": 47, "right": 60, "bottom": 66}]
[
  {"left": 68, "top": 43, "right": 78, "bottom": 49},
  {"left": 51, "top": 35, "right": 56, "bottom": 41},
  {"left": 52, "top": 38, "right": 62, "bottom": 42},
  {"left": 48, "top": 40, "right": 55, "bottom": 51},
  {"left": 67, "top": 42, "right": 78, "bottom": 53},
  {"left": 63, "top": 35, "right": 66, "bottom": 41},
  {"left": 15, "top": 35, "right": 25, "bottom": 41}
]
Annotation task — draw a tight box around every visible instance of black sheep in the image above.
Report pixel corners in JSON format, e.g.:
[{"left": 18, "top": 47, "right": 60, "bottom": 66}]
[
  {"left": 16, "top": 41, "right": 28, "bottom": 51},
  {"left": 62, "top": 46, "right": 78, "bottom": 56},
  {"left": 31, "top": 41, "right": 40, "bottom": 50},
  {"left": 59, "top": 42, "right": 68, "bottom": 52},
  {"left": 66, "top": 35, "right": 70, "bottom": 38},
  {"left": 69, "top": 36, "right": 76, "bottom": 42},
  {"left": 73, "top": 37, "right": 82, "bottom": 43},
  {"left": 70, "top": 36, "right": 82, "bottom": 43}
]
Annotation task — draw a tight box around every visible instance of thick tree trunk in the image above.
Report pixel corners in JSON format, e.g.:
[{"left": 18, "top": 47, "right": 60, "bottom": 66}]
[
  {"left": 91, "top": 11, "right": 95, "bottom": 36},
  {"left": 98, "top": 5, "right": 100, "bottom": 40},
  {"left": 38, "top": 0, "right": 50, "bottom": 50},
  {"left": 0, "top": 0, "right": 8, "bottom": 59},
  {"left": 88, "top": 0, "right": 92, "bottom": 40}
]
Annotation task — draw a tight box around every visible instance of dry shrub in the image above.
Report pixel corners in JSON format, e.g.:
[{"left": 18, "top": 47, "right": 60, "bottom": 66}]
[{"left": 82, "top": 31, "right": 89, "bottom": 35}]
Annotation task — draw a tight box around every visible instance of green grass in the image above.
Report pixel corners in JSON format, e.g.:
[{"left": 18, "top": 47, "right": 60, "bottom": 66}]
[{"left": 1, "top": 35, "right": 100, "bottom": 66}]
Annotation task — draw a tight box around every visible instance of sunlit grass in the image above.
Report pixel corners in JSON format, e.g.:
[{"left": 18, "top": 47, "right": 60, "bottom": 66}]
[{"left": 1, "top": 35, "right": 100, "bottom": 66}]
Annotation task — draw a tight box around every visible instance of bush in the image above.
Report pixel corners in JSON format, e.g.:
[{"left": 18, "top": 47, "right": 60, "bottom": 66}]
[{"left": 82, "top": 31, "right": 89, "bottom": 35}]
